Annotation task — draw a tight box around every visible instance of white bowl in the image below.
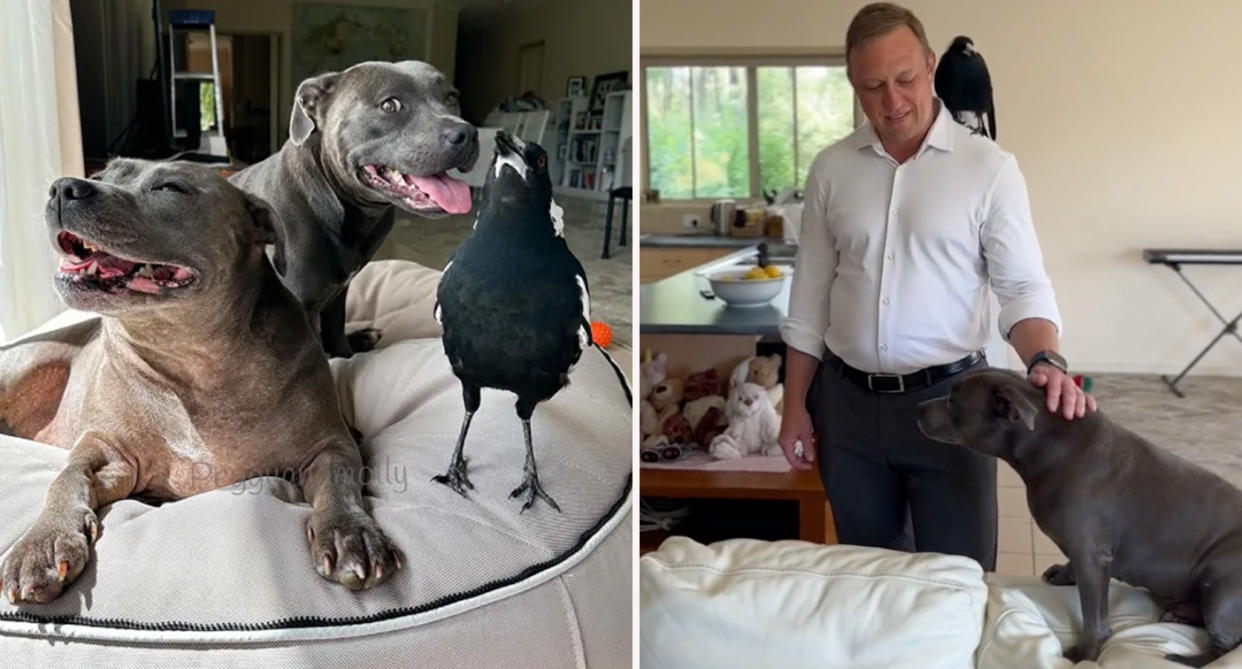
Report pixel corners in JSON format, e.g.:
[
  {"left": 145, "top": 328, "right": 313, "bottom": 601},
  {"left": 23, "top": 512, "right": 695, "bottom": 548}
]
[{"left": 706, "top": 268, "right": 787, "bottom": 307}]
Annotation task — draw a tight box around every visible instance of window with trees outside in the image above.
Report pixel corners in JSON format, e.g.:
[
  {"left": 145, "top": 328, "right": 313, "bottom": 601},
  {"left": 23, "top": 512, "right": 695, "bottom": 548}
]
[{"left": 643, "top": 58, "right": 857, "bottom": 200}]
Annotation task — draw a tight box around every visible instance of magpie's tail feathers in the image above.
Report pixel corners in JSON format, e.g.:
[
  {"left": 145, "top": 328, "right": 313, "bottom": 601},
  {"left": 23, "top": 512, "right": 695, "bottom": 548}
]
[{"left": 594, "top": 344, "right": 632, "bottom": 405}]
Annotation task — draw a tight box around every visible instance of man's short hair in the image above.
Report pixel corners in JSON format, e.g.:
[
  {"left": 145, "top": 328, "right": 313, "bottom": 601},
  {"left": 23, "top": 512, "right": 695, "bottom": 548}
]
[{"left": 845, "top": 3, "right": 934, "bottom": 76}]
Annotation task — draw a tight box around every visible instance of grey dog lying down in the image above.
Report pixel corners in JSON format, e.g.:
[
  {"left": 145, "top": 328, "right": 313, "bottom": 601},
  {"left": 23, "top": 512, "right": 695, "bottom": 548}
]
[
  {"left": 0, "top": 158, "right": 400, "bottom": 604},
  {"left": 918, "top": 369, "right": 1242, "bottom": 666}
]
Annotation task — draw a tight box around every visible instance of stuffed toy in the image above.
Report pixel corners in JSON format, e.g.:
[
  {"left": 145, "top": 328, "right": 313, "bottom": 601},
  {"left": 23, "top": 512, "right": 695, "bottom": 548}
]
[
  {"left": 640, "top": 434, "right": 684, "bottom": 463},
  {"left": 657, "top": 405, "right": 693, "bottom": 445},
  {"left": 650, "top": 377, "right": 684, "bottom": 412},
  {"left": 730, "top": 354, "right": 784, "bottom": 413},
  {"left": 709, "top": 382, "right": 782, "bottom": 460},
  {"left": 684, "top": 395, "right": 727, "bottom": 447},
  {"left": 640, "top": 351, "right": 668, "bottom": 399},
  {"left": 683, "top": 368, "right": 722, "bottom": 402}
]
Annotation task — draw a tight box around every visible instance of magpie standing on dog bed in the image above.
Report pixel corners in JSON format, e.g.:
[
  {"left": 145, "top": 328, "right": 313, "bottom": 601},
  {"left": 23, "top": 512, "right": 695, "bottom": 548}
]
[
  {"left": 935, "top": 36, "right": 997, "bottom": 140},
  {"left": 433, "top": 131, "right": 630, "bottom": 512}
]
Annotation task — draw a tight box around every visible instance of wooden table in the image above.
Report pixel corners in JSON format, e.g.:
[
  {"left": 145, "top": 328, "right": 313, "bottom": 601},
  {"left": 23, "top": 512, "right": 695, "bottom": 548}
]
[{"left": 640, "top": 466, "right": 834, "bottom": 547}]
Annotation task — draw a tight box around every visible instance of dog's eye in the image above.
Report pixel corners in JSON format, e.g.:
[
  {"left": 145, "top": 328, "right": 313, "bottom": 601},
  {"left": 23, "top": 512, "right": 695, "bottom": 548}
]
[
  {"left": 153, "top": 182, "right": 187, "bottom": 194},
  {"left": 380, "top": 98, "right": 402, "bottom": 113},
  {"left": 536, "top": 154, "right": 546, "bottom": 169}
]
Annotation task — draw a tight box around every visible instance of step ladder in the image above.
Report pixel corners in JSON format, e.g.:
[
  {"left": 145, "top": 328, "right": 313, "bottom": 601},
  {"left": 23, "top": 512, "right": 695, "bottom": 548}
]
[{"left": 167, "top": 9, "right": 227, "bottom": 159}]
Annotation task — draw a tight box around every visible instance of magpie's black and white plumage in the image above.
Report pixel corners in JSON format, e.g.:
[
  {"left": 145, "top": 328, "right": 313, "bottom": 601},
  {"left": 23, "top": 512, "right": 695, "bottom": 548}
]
[
  {"left": 935, "top": 36, "right": 997, "bottom": 140},
  {"left": 432, "top": 130, "right": 631, "bottom": 513}
]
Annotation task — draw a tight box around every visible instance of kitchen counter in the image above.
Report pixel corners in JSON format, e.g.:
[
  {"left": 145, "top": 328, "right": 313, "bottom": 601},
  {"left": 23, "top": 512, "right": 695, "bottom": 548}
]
[
  {"left": 639, "top": 243, "right": 796, "bottom": 337},
  {"left": 640, "top": 233, "right": 790, "bottom": 249}
]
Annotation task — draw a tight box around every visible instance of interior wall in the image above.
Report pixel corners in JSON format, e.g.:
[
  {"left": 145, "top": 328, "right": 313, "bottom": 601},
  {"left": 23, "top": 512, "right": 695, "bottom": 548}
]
[
  {"left": 641, "top": 0, "right": 1242, "bottom": 376},
  {"left": 454, "top": 0, "right": 631, "bottom": 125},
  {"left": 161, "top": 0, "right": 458, "bottom": 148}
]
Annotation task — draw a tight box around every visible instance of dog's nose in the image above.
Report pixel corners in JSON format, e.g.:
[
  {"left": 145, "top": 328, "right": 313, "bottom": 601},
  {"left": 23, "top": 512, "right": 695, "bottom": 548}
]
[
  {"left": 443, "top": 123, "right": 478, "bottom": 147},
  {"left": 50, "top": 177, "right": 97, "bottom": 203}
]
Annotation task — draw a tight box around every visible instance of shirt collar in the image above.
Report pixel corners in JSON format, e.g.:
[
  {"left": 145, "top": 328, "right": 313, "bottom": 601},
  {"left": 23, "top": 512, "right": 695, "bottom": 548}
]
[{"left": 855, "top": 98, "right": 956, "bottom": 156}]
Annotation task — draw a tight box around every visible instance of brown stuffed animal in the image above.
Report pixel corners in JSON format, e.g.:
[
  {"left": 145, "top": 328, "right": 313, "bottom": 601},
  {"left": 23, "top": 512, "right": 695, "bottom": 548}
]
[
  {"left": 744, "top": 354, "right": 784, "bottom": 413},
  {"left": 650, "top": 377, "right": 684, "bottom": 412},
  {"left": 684, "top": 395, "right": 727, "bottom": 447},
  {"left": 657, "top": 405, "right": 694, "bottom": 444},
  {"left": 683, "top": 368, "right": 722, "bottom": 402}
]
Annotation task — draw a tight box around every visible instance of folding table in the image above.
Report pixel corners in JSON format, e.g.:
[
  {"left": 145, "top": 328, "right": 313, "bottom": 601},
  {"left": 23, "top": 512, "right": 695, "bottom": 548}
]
[{"left": 1143, "top": 248, "right": 1242, "bottom": 396}]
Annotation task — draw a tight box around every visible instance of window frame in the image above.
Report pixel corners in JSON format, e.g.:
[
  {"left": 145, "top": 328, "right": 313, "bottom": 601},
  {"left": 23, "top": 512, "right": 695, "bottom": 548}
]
[{"left": 640, "top": 52, "right": 859, "bottom": 202}]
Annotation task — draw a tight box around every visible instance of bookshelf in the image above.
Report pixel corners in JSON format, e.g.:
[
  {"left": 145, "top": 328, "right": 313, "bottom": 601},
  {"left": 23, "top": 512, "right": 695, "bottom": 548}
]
[{"left": 556, "top": 90, "right": 631, "bottom": 199}]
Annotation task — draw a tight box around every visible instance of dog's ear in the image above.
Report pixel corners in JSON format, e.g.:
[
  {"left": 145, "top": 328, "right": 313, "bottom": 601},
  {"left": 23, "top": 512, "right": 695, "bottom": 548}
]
[
  {"left": 243, "top": 193, "right": 287, "bottom": 276},
  {"left": 993, "top": 384, "right": 1038, "bottom": 431},
  {"left": 290, "top": 72, "right": 339, "bottom": 146}
]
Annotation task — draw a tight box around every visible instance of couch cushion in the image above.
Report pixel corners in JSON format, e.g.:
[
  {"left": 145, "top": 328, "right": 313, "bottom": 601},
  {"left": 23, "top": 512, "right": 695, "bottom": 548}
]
[
  {"left": 980, "top": 575, "right": 1242, "bottom": 668},
  {"left": 345, "top": 259, "right": 444, "bottom": 344},
  {"left": 0, "top": 260, "right": 632, "bottom": 666},
  {"left": 640, "top": 537, "right": 988, "bottom": 669}
]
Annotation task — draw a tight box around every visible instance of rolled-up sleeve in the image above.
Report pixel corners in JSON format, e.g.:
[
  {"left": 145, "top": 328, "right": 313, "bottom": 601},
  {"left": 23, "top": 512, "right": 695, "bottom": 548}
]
[
  {"left": 982, "top": 155, "right": 1063, "bottom": 340},
  {"left": 780, "top": 158, "right": 836, "bottom": 359}
]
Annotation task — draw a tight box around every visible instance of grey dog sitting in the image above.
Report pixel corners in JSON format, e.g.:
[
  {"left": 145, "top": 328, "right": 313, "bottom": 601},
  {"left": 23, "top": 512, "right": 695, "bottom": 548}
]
[
  {"left": 0, "top": 159, "right": 400, "bottom": 603},
  {"left": 917, "top": 368, "right": 1242, "bottom": 666},
  {"left": 230, "top": 60, "right": 479, "bottom": 358}
]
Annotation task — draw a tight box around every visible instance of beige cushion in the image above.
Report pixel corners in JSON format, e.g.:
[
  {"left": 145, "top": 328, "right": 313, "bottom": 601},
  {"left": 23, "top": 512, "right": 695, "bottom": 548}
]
[
  {"left": 0, "top": 260, "right": 632, "bottom": 667},
  {"left": 979, "top": 575, "right": 1242, "bottom": 668},
  {"left": 640, "top": 537, "right": 988, "bottom": 669},
  {"left": 345, "top": 259, "right": 444, "bottom": 344}
]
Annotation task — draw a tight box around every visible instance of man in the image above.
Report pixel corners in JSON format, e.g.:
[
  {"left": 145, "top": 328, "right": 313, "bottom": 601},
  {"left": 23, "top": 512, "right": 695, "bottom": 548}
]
[{"left": 777, "top": 2, "right": 1095, "bottom": 571}]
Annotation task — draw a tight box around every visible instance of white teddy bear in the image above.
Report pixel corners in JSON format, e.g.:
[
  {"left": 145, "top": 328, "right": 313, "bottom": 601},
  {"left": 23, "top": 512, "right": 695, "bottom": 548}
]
[{"left": 708, "top": 382, "right": 782, "bottom": 460}]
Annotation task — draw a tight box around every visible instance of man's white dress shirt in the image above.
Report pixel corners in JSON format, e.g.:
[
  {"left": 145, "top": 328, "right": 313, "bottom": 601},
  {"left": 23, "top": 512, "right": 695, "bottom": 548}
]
[{"left": 780, "top": 102, "right": 1061, "bottom": 375}]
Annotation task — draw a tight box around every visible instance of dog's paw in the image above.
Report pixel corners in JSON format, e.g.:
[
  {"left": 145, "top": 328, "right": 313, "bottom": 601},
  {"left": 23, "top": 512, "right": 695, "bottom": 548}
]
[
  {"left": 346, "top": 328, "right": 382, "bottom": 354},
  {"left": 1042, "top": 562, "right": 1076, "bottom": 586},
  {"left": 1, "top": 509, "right": 98, "bottom": 604},
  {"left": 306, "top": 510, "right": 401, "bottom": 591},
  {"left": 761, "top": 443, "right": 783, "bottom": 457}
]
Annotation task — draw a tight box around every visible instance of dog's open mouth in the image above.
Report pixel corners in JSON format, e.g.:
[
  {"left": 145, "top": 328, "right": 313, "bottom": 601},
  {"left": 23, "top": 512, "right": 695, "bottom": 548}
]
[
  {"left": 359, "top": 164, "right": 472, "bottom": 214},
  {"left": 55, "top": 231, "right": 196, "bottom": 295}
]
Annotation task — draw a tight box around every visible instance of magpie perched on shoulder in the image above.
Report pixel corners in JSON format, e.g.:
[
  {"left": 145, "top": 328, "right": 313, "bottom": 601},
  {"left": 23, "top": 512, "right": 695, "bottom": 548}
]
[
  {"left": 935, "top": 35, "right": 997, "bottom": 140},
  {"left": 432, "top": 130, "right": 631, "bottom": 512}
]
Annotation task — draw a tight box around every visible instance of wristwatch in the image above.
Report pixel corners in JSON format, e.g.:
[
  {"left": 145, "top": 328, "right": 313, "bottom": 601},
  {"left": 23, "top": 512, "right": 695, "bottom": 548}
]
[{"left": 1026, "top": 350, "right": 1068, "bottom": 375}]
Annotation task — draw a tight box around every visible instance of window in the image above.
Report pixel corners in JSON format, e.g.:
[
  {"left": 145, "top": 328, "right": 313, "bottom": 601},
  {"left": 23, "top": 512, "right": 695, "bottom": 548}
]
[{"left": 643, "top": 59, "right": 856, "bottom": 200}]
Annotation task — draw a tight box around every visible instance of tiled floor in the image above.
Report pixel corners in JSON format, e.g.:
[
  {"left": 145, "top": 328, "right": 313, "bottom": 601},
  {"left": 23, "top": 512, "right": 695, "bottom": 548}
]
[{"left": 995, "top": 460, "right": 1067, "bottom": 577}]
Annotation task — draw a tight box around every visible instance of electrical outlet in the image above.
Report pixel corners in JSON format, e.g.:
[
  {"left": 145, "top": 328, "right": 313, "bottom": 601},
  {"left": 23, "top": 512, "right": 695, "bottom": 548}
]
[{"left": 682, "top": 214, "right": 701, "bottom": 229}]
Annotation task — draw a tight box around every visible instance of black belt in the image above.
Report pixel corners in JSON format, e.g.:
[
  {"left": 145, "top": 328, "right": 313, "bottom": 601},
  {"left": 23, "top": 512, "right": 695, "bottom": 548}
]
[{"left": 835, "top": 351, "right": 985, "bottom": 394}]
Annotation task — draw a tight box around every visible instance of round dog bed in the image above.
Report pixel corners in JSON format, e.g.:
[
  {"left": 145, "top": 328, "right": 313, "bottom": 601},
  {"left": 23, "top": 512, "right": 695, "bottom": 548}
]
[{"left": 0, "top": 261, "right": 633, "bottom": 667}]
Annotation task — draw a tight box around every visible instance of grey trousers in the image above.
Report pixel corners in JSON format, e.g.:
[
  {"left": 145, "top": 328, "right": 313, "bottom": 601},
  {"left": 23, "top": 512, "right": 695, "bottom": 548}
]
[{"left": 807, "top": 354, "right": 997, "bottom": 571}]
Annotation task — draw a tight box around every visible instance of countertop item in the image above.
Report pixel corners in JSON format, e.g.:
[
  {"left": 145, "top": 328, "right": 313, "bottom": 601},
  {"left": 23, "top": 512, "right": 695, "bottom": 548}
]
[{"left": 640, "top": 243, "right": 796, "bottom": 336}]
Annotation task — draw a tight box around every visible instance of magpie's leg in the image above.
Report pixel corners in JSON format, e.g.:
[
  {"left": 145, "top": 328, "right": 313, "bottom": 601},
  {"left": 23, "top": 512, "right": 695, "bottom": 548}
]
[
  {"left": 509, "top": 396, "right": 561, "bottom": 513},
  {"left": 433, "top": 382, "right": 481, "bottom": 497}
]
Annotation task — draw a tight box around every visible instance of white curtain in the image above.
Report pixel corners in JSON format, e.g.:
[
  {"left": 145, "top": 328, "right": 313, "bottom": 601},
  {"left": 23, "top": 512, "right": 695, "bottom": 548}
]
[{"left": 0, "top": 0, "right": 83, "bottom": 343}]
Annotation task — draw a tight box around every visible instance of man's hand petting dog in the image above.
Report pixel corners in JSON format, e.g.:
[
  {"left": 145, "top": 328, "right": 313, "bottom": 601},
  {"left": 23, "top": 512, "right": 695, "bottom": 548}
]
[{"left": 1027, "top": 362, "right": 1097, "bottom": 420}]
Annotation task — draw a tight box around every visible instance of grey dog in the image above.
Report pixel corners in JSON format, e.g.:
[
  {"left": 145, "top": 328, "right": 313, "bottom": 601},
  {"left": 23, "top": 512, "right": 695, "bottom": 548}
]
[
  {"left": 0, "top": 159, "right": 400, "bottom": 603},
  {"left": 230, "top": 60, "right": 479, "bottom": 358},
  {"left": 917, "top": 369, "right": 1242, "bottom": 666}
]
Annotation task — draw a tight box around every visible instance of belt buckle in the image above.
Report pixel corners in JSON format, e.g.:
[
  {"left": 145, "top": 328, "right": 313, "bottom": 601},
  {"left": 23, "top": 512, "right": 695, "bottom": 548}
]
[{"left": 866, "top": 373, "right": 905, "bottom": 393}]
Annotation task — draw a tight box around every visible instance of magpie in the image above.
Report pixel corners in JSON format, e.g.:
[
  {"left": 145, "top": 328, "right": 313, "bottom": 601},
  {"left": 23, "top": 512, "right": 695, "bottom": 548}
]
[
  {"left": 934, "top": 35, "right": 997, "bottom": 140},
  {"left": 433, "top": 130, "right": 631, "bottom": 513}
]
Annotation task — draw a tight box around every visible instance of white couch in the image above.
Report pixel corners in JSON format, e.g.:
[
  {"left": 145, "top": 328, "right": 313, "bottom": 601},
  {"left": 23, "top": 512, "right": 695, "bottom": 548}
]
[{"left": 641, "top": 536, "right": 1242, "bottom": 668}]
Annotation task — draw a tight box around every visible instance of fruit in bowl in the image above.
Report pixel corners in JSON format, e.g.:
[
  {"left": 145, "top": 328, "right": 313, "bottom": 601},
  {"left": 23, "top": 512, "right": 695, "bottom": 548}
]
[{"left": 706, "top": 265, "right": 787, "bottom": 307}]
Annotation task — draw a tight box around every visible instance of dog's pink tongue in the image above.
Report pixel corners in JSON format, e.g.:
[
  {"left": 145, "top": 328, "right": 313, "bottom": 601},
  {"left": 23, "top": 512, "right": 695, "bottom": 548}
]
[{"left": 409, "top": 173, "right": 472, "bottom": 214}]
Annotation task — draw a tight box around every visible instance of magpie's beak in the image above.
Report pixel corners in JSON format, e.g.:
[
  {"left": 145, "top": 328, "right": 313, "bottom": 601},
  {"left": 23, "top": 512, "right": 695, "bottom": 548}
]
[{"left": 495, "top": 131, "right": 520, "bottom": 157}]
